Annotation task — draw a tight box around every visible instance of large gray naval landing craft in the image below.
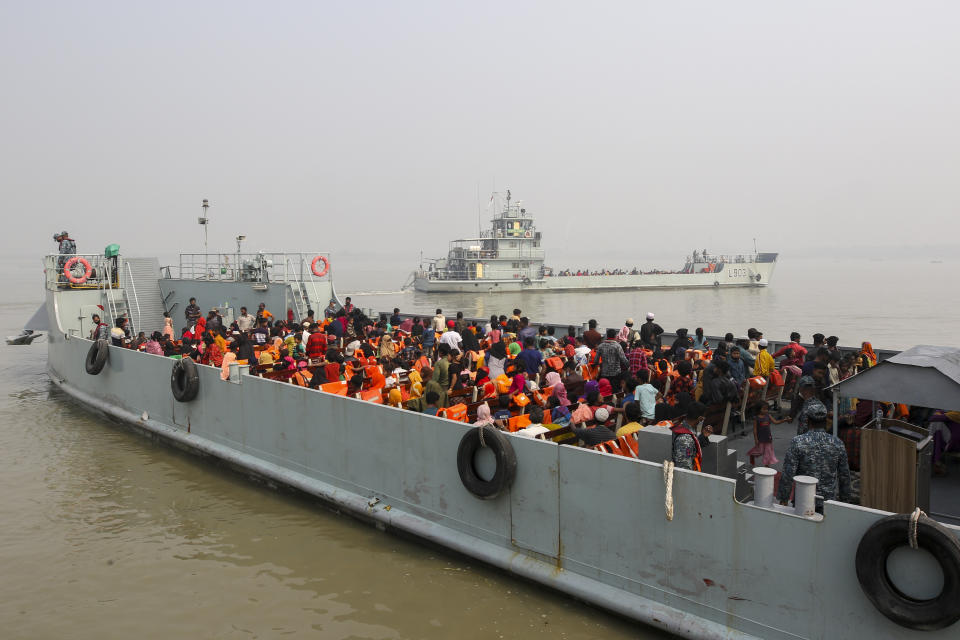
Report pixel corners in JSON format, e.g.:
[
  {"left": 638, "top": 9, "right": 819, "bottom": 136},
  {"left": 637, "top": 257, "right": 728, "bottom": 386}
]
[
  {"left": 412, "top": 190, "right": 778, "bottom": 293},
  {"left": 31, "top": 248, "right": 960, "bottom": 640}
]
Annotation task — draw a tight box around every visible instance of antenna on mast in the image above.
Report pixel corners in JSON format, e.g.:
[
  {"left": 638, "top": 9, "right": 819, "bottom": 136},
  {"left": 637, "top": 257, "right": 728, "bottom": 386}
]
[
  {"left": 753, "top": 237, "right": 758, "bottom": 254},
  {"left": 477, "top": 183, "right": 482, "bottom": 238}
]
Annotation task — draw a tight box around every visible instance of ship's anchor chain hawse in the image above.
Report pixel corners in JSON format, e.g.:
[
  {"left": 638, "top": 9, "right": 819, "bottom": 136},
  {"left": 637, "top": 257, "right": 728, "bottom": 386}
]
[
  {"left": 456, "top": 425, "right": 516, "bottom": 500},
  {"left": 856, "top": 507, "right": 960, "bottom": 630}
]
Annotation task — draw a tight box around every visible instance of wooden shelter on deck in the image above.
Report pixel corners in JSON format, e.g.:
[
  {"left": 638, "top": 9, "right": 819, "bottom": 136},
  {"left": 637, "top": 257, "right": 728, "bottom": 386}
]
[{"left": 829, "top": 345, "right": 960, "bottom": 514}]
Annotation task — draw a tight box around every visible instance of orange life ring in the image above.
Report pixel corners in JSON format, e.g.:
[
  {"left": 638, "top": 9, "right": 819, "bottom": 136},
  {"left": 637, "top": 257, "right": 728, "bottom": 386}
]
[
  {"left": 311, "top": 255, "right": 330, "bottom": 277},
  {"left": 64, "top": 256, "right": 92, "bottom": 284}
]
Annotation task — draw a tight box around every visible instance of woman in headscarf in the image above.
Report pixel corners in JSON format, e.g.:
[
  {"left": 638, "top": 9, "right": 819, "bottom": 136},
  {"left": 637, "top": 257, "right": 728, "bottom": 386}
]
[
  {"left": 474, "top": 403, "right": 495, "bottom": 427},
  {"left": 860, "top": 342, "right": 877, "bottom": 367},
  {"left": 597, "top": 378, "right": 613, "bottom": 398},
  {"left": 544, "top": 371, "right": 562, "bottom": 391},
  {"left": 284, "top": 334, "right": 298, "bottom": 358},
  {"left": 387, "top": 387, "right": 404, "bottom": 408},
  {"left": 583, "top": 380, "right": 599, "bottom": 401},
  {"left": 234, "top": 333, "right": 255, "bottom": 363},
  {"left": 144, "top": 332, "right": 164, "bottom": 355},
  {"left": 266, "top": 336, "right": 283, "bottom": 360},
  {"left": 258, "top": 349, "right": 275, "bottom": 367},
  {"left": 407, "top": 369, "right": 423, "bottom": 399},
  {"left": 481, "top": 380, "right": 497, "bottom": 400},
  {"left": 461, "top": 326, "right": 480, "bottom": 353},
  {"left": 552, "top": 381, "right": 571, "bottom": 407},
  {"left": 486, "top": 340, "right": 508, "bottom": 379},
  {"left": 201, "top": 335, "right": 223, "bottom": 367},
  {"left": 378, "top": 333, "right": 397, "bottom": 360},
  {"left": 364, "top": 365, "right": 386, "bottom": 390},
  {"left": 214, "top": 331, "right": 228, "bottom": 356},
  {"left": 474, "top": 366, "right": 490, "bottom": 388},
  {"left": 280, "top": 348, "right": 297, "bottom": 370},
  {"left": 220, "top": 350, "right": 237, "bottom": 380},
  {"left": 162, "top": 314, "right": 175, "bottom": 340}
]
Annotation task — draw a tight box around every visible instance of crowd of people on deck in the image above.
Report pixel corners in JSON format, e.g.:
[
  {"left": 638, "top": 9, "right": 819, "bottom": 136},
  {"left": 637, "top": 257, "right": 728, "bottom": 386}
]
[
  {"left": 92, "top": 298, "right": 960, "bottom": 508},
  {"left": 551, "top": 268, "right": 678, "bottom": 276}
]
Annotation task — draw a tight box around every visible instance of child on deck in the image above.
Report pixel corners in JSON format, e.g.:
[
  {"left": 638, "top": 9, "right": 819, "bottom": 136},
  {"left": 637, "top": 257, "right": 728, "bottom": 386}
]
[{"left": 747, "top": 401, "right": 787, "bottom": 467}]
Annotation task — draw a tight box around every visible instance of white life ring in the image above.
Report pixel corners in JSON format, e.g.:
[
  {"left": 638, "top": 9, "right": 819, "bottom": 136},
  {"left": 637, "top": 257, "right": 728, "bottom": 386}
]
[
  {"left": 64, "top": 256, "right": 92, "bottom": 284},
  {"left": 311, "top": 255, "right": 330, "bottom": 277}
]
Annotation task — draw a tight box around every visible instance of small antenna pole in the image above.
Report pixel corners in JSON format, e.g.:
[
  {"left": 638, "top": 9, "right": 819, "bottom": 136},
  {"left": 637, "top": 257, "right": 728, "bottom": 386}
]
[
  {"left": 753, "top": 237, "right": 758, "bottom": 254},
  {"left": 477, "top": 183, "right": 482, "bottom": 238},
  {"left": 199, "top": 199, "right": 210, "bottom": 279}
]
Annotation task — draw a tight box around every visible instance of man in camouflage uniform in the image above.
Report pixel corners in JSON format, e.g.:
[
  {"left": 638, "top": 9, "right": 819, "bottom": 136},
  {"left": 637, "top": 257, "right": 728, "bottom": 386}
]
[
  {"left": 777, "top": 403, "right": 852, "bottom": 505},
  {"left": 794, "top": 376, "right": 827, "bottom": 436},
  {"left": 54, "top": 231, "right": 77, "bottom": 282},
  {"left": 671, "top": 402, "right": 713, "bottom": 471}
]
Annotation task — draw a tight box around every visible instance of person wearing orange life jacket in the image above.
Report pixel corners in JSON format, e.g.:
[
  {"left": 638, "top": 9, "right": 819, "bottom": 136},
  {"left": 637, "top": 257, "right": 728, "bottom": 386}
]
[
  {"left": 514, "top": 407, "right": 551, "bottom": 438},
  {"left": 671, "top": 402, "right": 712, "bottom": 471}
]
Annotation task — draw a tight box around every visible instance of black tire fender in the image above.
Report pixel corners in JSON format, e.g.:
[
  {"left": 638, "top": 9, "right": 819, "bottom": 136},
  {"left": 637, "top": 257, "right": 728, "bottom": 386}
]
[
  {"left": 855, "top": 512, "right": 960, "bottom": 631},
  {"left": 85, "top": 339, "right": 109, "bottom": 375},
  {"left": 456, "top": 426, "right": 517, "bottom": 500},
  {"left": 171, "top": 357, "right": 200, "bottom": 402}
]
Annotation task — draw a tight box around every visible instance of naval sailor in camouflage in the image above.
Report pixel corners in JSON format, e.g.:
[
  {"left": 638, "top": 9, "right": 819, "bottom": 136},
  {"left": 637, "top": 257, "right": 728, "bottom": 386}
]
[
  {"left": 777, "top": 402, "right": 852, "bottom": 505},
  {"left": 53, "top": 231, "right": 77, "bottom": 280},
  {"left": 794, "top": 376, "right": 827, "bottom": 436}
]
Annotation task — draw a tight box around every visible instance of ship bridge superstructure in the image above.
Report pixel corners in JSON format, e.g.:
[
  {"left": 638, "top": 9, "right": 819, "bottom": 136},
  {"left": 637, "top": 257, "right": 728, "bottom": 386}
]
[{"left": 421, "top": 190, "right": 545, "bottom": 283}]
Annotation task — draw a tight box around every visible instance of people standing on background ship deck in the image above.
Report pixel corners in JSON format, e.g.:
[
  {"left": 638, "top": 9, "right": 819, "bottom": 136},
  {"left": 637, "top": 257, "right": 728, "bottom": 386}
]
[
  {"left": 237, "top": 306, "right": 255, "bottom": 331},
  {"left": 185, "top": 297, "right": 201, "bottom": 326}
]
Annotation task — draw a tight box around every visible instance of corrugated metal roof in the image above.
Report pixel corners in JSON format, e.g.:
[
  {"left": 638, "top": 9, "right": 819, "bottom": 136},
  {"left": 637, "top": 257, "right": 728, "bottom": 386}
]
[
  {"left": 887, "top": 344, "right": 960, "bottom": 383},
  {"left": 830, "top": 345, "right": 960, "bottom": 411}
]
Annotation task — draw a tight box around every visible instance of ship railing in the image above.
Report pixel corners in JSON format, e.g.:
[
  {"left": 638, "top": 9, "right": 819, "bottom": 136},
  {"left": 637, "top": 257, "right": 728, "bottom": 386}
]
[
  {"left": 44, "top": 253, "right": 119, "bottom": 291},
  {"left": 123, "top": 261, "right": 142, "bottom": 336},
  {"left": 170, "top": 253, "right": 332, "bottom": 284}
]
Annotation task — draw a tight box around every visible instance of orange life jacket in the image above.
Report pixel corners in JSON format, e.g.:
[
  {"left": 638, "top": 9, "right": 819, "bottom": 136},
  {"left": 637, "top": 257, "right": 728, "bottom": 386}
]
[
  {"left": 508, "top": 413, "right": 532, "bottom": 432},
  {"left": 439, "top": 402, "right": 468, "bottom": 422}
]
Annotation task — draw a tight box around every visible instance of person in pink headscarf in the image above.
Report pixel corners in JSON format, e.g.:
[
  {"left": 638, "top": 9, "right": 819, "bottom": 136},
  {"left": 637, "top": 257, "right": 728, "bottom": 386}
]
[
  {"left": 552, "top": 381, "right": 571, "bottom": 407},
  {"left": 544, "top": 371, "right": 561, "bottom": 389},
  {"left": 220, "top": 351, "right": 237, "bottom": 380},
  {"left": 162, "top": 314, "right": 175, "bottom": 340},
  {"left": 474, "top": 403, "right": 495, "bottom": 427}
]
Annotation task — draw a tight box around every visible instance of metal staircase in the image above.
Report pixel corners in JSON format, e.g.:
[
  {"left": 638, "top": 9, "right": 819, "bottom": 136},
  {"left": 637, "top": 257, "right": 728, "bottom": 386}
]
[{"left": 105, "top": 257, "right": 166, "bottom": 337}]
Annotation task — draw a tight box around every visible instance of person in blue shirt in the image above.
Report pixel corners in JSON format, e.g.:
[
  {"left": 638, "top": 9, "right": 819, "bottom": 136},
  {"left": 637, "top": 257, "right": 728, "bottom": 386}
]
[{"left": 516, "top": 336, "right": 544, "bottom": 377}]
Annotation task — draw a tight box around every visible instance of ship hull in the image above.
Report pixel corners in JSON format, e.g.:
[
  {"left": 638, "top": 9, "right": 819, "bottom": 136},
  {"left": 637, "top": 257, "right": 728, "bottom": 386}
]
[
  {"left": 40, "top": 281, "right": 959, "bottom": 640},
  {"left": 415, "top": 259, "right": 777, "bottom": 293}
]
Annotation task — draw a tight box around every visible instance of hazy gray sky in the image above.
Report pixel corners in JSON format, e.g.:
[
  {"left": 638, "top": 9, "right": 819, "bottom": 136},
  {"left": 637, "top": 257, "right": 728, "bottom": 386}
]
[{"left": 2, "top": 1, "right": 957, "bottom": 265}]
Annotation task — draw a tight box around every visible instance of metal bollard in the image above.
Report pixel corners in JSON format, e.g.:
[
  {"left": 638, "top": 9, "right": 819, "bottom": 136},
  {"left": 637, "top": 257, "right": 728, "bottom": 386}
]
[
  {"left": 793, "top": 475, "right": 818, "bottom": 517},
  {"left": 752, "top": 467, "right": 777, "bottom": 508}
]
